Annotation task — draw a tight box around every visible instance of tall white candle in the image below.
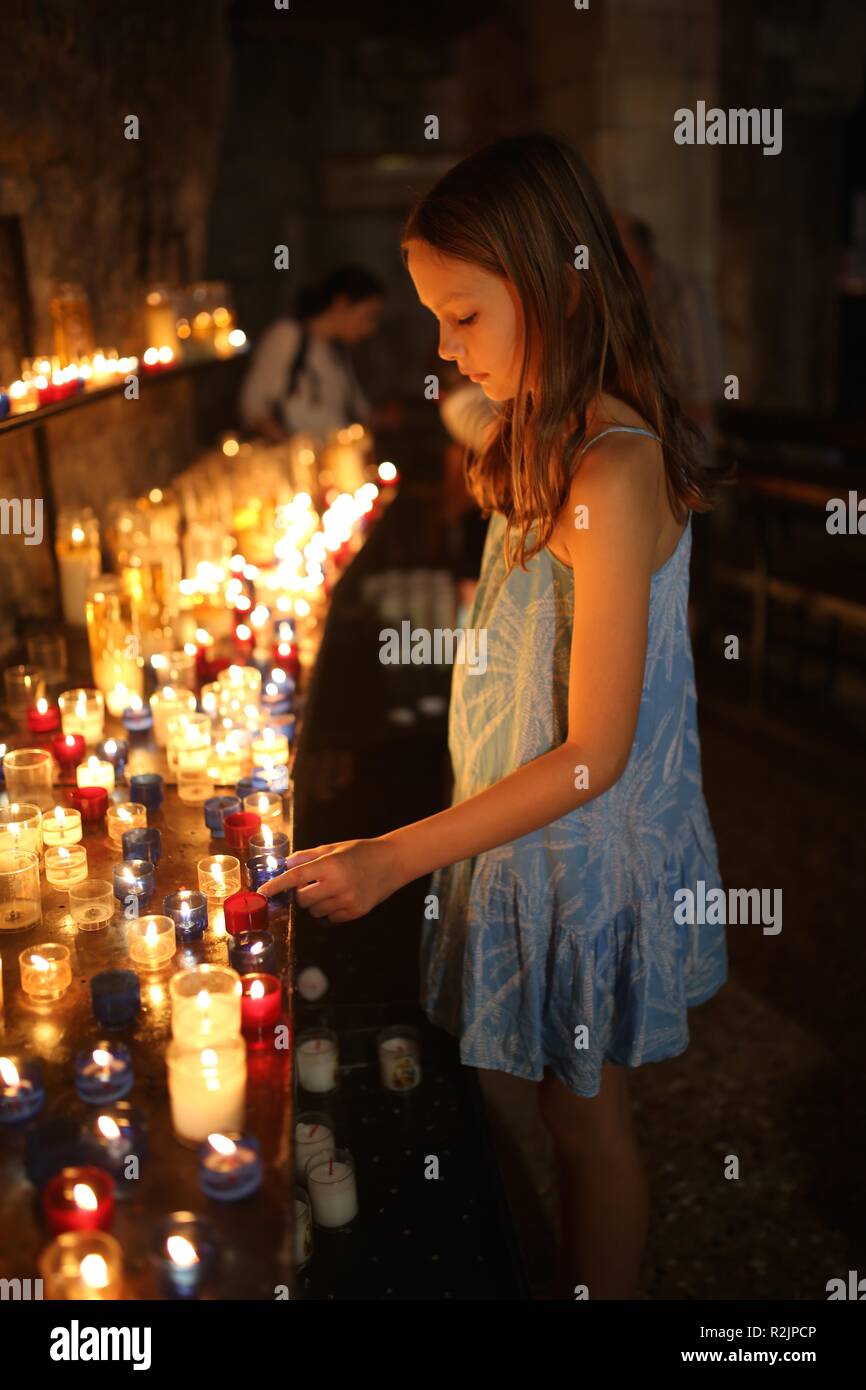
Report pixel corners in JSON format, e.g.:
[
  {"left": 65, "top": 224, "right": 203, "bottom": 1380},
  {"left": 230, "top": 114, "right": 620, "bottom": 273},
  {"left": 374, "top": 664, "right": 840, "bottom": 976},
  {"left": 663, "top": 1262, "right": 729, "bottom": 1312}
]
[
  {"left": 306, "top": 1150, "right": 358, "bottom": 1228},
  {"left": 296, "top": 1033, "right": 338, "bottom": 1093},
  {"left": 166, "top": 1041, "right": 246, "bottom": 1145}
]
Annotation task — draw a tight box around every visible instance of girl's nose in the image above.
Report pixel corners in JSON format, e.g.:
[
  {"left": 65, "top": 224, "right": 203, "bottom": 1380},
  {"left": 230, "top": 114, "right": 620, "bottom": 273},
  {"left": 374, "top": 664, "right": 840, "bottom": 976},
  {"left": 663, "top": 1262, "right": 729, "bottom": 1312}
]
[{"left": 438, "top": 327, "right": 461, "bottom": 362}]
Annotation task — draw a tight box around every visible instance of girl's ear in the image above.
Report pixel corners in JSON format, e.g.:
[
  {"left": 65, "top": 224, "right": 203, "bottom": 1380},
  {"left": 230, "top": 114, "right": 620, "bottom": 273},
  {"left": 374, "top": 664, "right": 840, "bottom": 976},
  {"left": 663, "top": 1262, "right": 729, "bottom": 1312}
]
[{"left": 565, "top": 265, "right": 581, "bottom": 317}]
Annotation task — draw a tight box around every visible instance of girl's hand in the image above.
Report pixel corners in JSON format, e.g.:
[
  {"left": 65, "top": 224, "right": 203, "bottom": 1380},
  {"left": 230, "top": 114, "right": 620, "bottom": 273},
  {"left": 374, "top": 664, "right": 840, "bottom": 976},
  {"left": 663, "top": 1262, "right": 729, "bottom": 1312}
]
[{"left": 257, "top": 838, "right": 403, "bottom": 923}]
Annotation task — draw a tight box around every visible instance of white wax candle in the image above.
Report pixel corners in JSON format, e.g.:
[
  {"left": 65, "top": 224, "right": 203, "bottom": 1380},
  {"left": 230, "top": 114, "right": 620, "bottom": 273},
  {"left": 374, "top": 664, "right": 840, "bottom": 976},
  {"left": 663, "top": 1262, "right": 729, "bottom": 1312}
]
[
  {"left": 250, "top": 732, "right": 289, "bottom": 767},
  {"left": 76, "top": 758, "right": 115, "bottom": 793},
  {"left": 42, "top": 807, "right": 83, "bottom": 848},
  {"left": 295, "top": 1120, "right": 335, "bottom": 1180},
  {"left": 307, "top": 1155, "right": 358, "bottom": 1228},
  {"left": 172, "top": 992, "right": 241, "bottom": 1048},
  {"left": 296, "top": 1036, "right": 338, "bottom": 1093},
  {"left": 167, "top": 1044, "right": 246, "bottom": 1144},
  {"left": 378, "top": 1037, "right": 422, "bottom": 1092},
  {"left": 44, "top": 845, "right": 88, "bottom": 889}
]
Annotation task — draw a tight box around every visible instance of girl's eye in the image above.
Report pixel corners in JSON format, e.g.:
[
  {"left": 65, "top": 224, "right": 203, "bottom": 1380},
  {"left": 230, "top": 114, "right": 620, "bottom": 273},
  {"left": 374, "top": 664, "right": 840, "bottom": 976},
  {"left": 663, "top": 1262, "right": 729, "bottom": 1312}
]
[{"left": 457, "top": 313, "right": 477, "bottom": 326}]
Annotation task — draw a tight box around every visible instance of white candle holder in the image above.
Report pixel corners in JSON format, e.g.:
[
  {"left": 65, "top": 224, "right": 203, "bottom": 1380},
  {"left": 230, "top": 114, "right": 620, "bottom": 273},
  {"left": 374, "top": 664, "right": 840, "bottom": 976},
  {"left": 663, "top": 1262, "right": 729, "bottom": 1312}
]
[
  {"left": 106, "top": 803, "right": 147, "bottom": 848},
  {"left": 129, "top": 914, "right": 176, "bottom": 971},
  {"left": 19, "top": 942, "right": 72, "bottom": 1001},
  {"left": 296, "top": 1029, "right": 339, "bottom": 1094},
  {"left": 39, "top": 1230, "right": 124, "bottom": 1299},
  {"left": 166, "top": 1037, "right": 246, "bottom": 1146},
  {"left": 58, "top": 688, "right": 105, "bottom": 745},
  {"left": 42, "top": 806, "right": 83, "bottom": 848},
  {"left": 0, "top": 850, "right": 42, "bottom": 932},
  {"left": 45, "top": 844, "right": 88, "bottom": 890},
  {"left": 0, "top": 803, "right": 43, "bottom": 858},
  {"left": 306, "top": 1147, "right": 358, "bottom": 1228},
  {"left": 170, "top": 963, "right": 242, "bottom": 1048}
]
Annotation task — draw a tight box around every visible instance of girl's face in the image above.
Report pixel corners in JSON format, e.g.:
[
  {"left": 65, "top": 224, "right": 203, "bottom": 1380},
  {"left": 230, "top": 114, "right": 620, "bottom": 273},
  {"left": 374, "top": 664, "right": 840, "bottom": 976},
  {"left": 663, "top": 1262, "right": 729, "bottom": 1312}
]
[{"left": 406, "top": 240, "right": 527, "bottom": 400}]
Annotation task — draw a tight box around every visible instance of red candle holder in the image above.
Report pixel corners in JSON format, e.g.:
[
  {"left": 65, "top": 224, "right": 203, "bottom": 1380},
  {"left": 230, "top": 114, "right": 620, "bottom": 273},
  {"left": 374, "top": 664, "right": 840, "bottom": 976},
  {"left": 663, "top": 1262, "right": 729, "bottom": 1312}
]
[
  {"left": 27, "top": 702, "right": 60, "bottom": 733},
  {"left": 240, "top": 972, "right": 282, "bottom": 1033},
  {"left": 223, "top": 811, "right": 261, "bottom": 852},
  {"left": 224, "top": 890, "right": 269, "bottom": 937},
  {"left": 43, "top": 1165, "right": 116, "bottom": 1234},
  {"left": 70, "top": 785, "right": 109, "bottom": 822},
  {"left": 52, "top": 732, "right": 86, "bottom": 769}
]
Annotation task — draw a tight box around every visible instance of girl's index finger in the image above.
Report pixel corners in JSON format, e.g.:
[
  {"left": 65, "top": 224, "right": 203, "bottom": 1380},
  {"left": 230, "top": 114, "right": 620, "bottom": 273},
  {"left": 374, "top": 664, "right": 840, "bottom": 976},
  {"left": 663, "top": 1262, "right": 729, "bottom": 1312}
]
[{"left": 258, "top": 852, "right": 329, "bottom": 897}]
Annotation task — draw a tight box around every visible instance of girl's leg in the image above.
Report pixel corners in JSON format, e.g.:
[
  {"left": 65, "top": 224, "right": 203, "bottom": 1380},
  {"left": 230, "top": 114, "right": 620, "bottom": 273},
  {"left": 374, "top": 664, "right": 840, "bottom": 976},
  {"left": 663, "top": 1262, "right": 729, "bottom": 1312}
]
[{"left": 537, "top": 1062, "right": 648, "bottom": 1300}]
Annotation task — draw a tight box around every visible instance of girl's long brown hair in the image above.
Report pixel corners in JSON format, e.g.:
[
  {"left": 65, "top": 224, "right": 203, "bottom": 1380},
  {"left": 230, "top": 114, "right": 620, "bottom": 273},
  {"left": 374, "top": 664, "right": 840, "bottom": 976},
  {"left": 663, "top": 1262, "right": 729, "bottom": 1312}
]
[{"left": 401, "top": 132, "right": 728, "bottom": 570}]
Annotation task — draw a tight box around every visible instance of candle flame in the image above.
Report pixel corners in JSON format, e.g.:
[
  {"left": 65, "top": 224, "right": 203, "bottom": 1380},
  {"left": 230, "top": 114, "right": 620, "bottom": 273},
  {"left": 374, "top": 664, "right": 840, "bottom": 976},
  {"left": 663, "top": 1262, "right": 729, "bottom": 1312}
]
[
  {"left": 208, "top": 1133, "right": 237, "bottom": 1157},
  {"left": 166, "top": 1235, "right": 199, "bottom": 1268},
  {"left": 200, "top": 1048, "right": 218, "bottom": 1066},
  {"left": 97, "top": 1115, "right": 122, "bottom": 1140},
  {"left": 36, "top": 697, "right": 48, "bottom": 714},
  {"left": 104, "top": 740, "right": 117, "bottom": 756},
  {"left": 80, "top": 1254, "right": 110, "bottom": 1289},
  {"left": 65, "top": 735, "right": 76, "bottom": 747},
  {"left": 250, "top": 941, "right": 264, "bottom": 955},
  {"left": 55, "top": 807, "right": 66, "bottom": 823},
  {"left": 211, "top": 862, "right": 225, "bottom": 886},
  {"left": 58, "top": 847, "right": 70, "bottom": 861},
  {"left": 73, "top": 1183, "right": 98, "bottom": 1211},
  {"left": 265, "top": 854, "right": 278, "bottom": 872},
  {"left": 195, "top": 990, "right": 210, "bottom": 1011},
  {"left": 92, "top": 1048, "right": 112, "bottom": 1066},
  {"left": 261, "top": 824, "right": 274, "bottom": 847},
  {"left": 0, "top": 1058, "right": 20, "bottom": 1087},
  {"left": 180, "top": 901, "right": 190, "bottom": 919},
  {"left": 129, "top": 695, "right": 143, "bottom": 711},
  {"left": 31, "top": 954, "right": 50, "bottom": 972},
  {"left": 256, "top": 795, "right": 269, "bottom": 813},
  {"left": 145, "top": 922, "right": 159, "bottom": 944},
  {"left": 249, "top": 979, "right": 265, "bottom": 1000}
]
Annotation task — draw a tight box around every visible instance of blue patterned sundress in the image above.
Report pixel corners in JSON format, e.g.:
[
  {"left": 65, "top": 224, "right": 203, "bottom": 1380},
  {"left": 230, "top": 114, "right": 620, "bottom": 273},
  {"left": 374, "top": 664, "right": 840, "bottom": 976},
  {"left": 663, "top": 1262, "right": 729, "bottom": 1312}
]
[{"left": 420, "top": 426, "right": 727, "bottom": 1097}]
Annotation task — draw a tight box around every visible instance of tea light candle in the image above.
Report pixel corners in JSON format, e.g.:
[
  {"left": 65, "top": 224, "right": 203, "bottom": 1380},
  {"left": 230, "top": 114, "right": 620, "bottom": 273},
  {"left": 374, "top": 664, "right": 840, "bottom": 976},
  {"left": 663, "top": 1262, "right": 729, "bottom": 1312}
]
[
  {"left": 128, "top": 773, "right": 164, "bottom": 810},
  {"left": 167, "top": 1038, "right": 246, "bottom": 1145},
  {"left": 39, "top": 1230, "right": 124, "bottom": 1300},
  {"left": 26, "top": 697, "right": 60, "bottom": 733},
  {"left": 170, "top": 964, "right": 242, "bottom": 1047},
  {"left": 377, "top": 1026, "right": 422, "bottom": 1092},
  {"left": 45, "top": 844, "right": 88, "bottom": 889},
  {"left": 0, "top": 802, "right": 43, "bottom": 855},
  {"left": 164, "top": 890, "right": 208, "bottom": 942},
  {"left": 106, "top": 802, "right": 147, "bottom": 847},
  {"left": 223, "top": 811, "right": 261, "bottom": 852},
  {"left": 152, "top": 1212, "right": 217, "bottom": 1299},
  {"left": 150, "top": 686, "right": 197, "bottom": 746},
  {"left": 198, "top": 1131, "right": 262, "bottom": 1201},
  {"left": 208, "top": 738, "right": 249, "bottom": 786},
  {"left": 239, "top": 972, "right": 281, "bottom": 1033},
  {"left": 243, "top": 791, "right": 283, "bottom": 829},
  {"left": 70, "top": 879, "right": 116, "bottom": 930},
  {"left": 247, "top": 852, "right": 289, "bottom": 902},
  {"left": 248, "top": 826, "right": 290, "bottom": 859},
  {"left": 203, "top": 795, "right": 241, "bottom": 837},
  {"left": 83, "top": 1103, "right": 148, "bottom": 1185},
  {"left": 70, "top": 786, "right": 109, "bottom": 822},
  {"left": 223, "top": 890, "right": 269, "bottom": 937},
  {"left": 129, "top": 914, "right": 176, "bottom": 970},
  {"left": 19, "top": 944, "right": 72, "bottom": 1001},
  {"left": 250, "top": 729, "right": 289, "bottom": 767},
  {"left": 90, "top": 970, "right": 141, "bottom": 1027},
  {"left": 112, "top": 860, "right": 156, "bottom": 909},
  {"left": 306, "top": 1148, "right": 358, "bottom": 1228},
  {"left": 122, "top": 696, "right": 153, "bottom": 733},
  {"left": 251, "top": 760, "right": 290, "bottom": 793},
  {"left": 295, "top": 1114, "right": 335, "bottom": 1181},
  {"left": 0, "top": 1055, "right": 45, "bottom": 1125},
  {"left": 197, "top": 854, "right": 241, "bottom": 902},
  {"left": 75, "top": 1043, "right": 133, "bottom": 1103},
  {"left": 121, "top": 826, "right": 161, "bottom": 864},
  {"left": 59, "top": 688, "right": 105, "bottom": 745},
  {"left": 296, "top": 1029, "right": 339, "bottom": 1093},
  {"left": 228, "top": 929, "right": 277, "bottom": 976},
  {"left": 42, "top": 806, "right": 83, "bottom": 847},
  {"left": 76, "top": 757, "right": 115, "bottom": 793},
  {"left": 294, "top": 1187, "right": 314, "bottom": 1267},
  {"left": 43, "top": 1165, "right": 116, "bottom": 1235},
  {"left": 96, "top": 737, "right": 129, "bottom": 771},
  {"left": 52, "top": 731, "right": 86, "bottom": 770}
]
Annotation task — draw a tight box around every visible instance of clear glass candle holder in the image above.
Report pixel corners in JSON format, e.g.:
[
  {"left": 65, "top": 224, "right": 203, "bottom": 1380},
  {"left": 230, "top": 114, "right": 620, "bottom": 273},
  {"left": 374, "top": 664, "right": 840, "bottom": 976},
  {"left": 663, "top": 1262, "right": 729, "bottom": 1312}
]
[
  {"left": 3, "top": 748, "right": 54, "bottom": 809},
  {"left": 0, "top": 802, "right": 43, "bottom": 856},
  {"left": 177, "top": 765, "right": 215, "bottom": 804},
  {"left": 70, "top": 880, "right": 116, "bottom": 931},
  {"left": 45, "top": 844, "right": 88, "bottom": 889},
  {"left": 20, "top": 943, "right": 72, "bottom": 1001},
  {"left": 166, "top": 1037, "right": 246, "bottom": 1147},
  {"left": 170, "top": 963, "right": 242, "bottom": 1048},
  {"left": 111, "top": 860, "right": 156, "bottom": 910},
  {"left": 151, "top": 649, "right": 196, "bottom": 690},
  {"left": 76, "top": 756, "right": 115, "bottom": 793},
  {"left": 4, "top": 665, "right": 46, "bottom": 720},
  {"left": 247, "top": 828, "right": 290, "bottom": 859},
  {"left": 150, "top": 686, "right": 197, "bottom": 747},
  {"left": 106, "top": 802, "right": 147, "bottom": 848},
  {"left": 306, "top": 1147, "right": 358, "bottom": 1228},
  {"left": 243, "top": 790, "right": 283, "bottom": 827},
  {"left": 39, "top": 1230, "right": 124, "bottom": 1299},
  {"left": 151, "top": 1211, "right": 217, "bottom": 1298},
  {"left": 166, "top": 713, "right": 211, "bottom": 773},
  {"left": 128, "top": 914, "right": 176, "bottom": 971},
  {"left": 197, "top": 854, "right": 241, "bottom": 901},
  {"left": 0, "top": 850, "right": 42, "bottom": 932},
  {"left": 58, "top": 688, "right": 105, "bottom": 745},
  {"left": 42, "top": 806, "right": 83, "bottom": 847}
]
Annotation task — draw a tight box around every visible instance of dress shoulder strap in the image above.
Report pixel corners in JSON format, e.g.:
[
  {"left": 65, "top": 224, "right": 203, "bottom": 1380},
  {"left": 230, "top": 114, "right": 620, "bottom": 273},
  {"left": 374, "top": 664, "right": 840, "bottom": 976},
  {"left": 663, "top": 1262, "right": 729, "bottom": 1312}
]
[{"left": 576, "top": 425, "right": 661, "bottom": 459}]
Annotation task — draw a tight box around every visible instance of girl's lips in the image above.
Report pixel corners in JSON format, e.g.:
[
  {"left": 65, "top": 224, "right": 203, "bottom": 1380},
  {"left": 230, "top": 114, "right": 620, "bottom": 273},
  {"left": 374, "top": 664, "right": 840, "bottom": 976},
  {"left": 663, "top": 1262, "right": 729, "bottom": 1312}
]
[{"left": 468, "top": 372, "right": 489, "bottom": 381}]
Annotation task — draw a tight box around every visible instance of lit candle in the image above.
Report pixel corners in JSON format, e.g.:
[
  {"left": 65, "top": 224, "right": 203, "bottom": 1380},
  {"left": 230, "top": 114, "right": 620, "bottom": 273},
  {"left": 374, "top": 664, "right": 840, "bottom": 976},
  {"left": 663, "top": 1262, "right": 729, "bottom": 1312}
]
[
  {"left": 250, "top": 728, "right": 289, "bottom": 767},
  {"left": 83, "top": 1103, "right": 148, "bottom": 1185},
  {"left": 44, "top": 844, "right": 88, "bottom": 890},
  {"left": 0, "top": 1055, "right": 45, "bottom": 1125},
  {"left": 43, "top": 1166, "right": 116, "bottom": 1235},
  {"left": 150, "top": 686, "right": 197, "bottom": 747},
  {"left": 0, "top": 802, "right": 43, "bottom": 855},
  {"left": 122, "top": 695, "right": 154, "bottom": 733},
  {"left": 163, "top": 890, "right": 208, "bottom": 943},
  {"left": 306, "top": 1148, "right": 358, "bottom": 1228},
  {"left": 198, "top": 1131, "right": 262, "bottom": 1201},
  {"left": 106, "top": 802, "right": 147, "bottom": 848},
  {"left": 247, "top": 825, "right": 290, "bottom": 859},
  {"left": 240, "top": 972, "right": 281, "bottom": 1033},
  {"left": 58, "top": 688, "right": 105, "bottom": 745},
  {"left": 76, "top": 757, "right": 115, "bottom": 793},
  {"left": 244, "top": 791, "right": 283, "bottom": 829},
  {"left": 74, "top": 1043, "right": 133, "bottom": 1103},
  {"left": 39, "top": 1230, "right": 124, "bottom": 1300},
  {"left": 19, "top": 944, "right": 72, "bottom": 1001},
  {"left": 197, "top": 854, "right": 241, "bottom": 902},
  {"left": 42, "top": 806, "right": 83, "bottom": 848},
  {"left": 166, "top": 1039, "right": 246, "bottom": 1145},
  {"left": 152, "top": 1213, "right": 217, "bottom": 1299},
  {"left": 247, "top": 852, "right": 290, "bottom": 902},
  {"left": 296, "top": 1029, "right": 339, "bottom": 1093},
  {"left": 170, "top": 964, "right": 242, "bottom": 1048},
  {"left": 111, "top": 859, "right": 156, "bottom": 910},
  {"left": 96, "top": 737, "right": 129, "bottom": 770},
  {"left": 26, "top": 697, "right": 60, "bottom": 733},
  {"left": 228, "top": 929, "right": 277, "bottom": 977},
  {"left": 51, "top": 732, "right": 86, "bottom": 771},
  {"left": 129, "top": 915, "right": 176, "bottom": 971}
]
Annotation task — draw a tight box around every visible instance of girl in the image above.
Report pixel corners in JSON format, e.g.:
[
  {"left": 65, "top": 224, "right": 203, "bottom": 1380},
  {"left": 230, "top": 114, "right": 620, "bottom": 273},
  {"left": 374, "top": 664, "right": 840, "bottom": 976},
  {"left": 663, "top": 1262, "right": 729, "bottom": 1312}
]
[{"left": 261, "top": 133, "right": 729, "bottom": 1300}]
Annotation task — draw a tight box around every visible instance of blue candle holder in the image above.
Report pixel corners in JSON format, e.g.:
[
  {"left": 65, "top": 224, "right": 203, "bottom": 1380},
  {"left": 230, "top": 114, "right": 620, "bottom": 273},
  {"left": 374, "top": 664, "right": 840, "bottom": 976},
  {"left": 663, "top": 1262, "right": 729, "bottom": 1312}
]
[
  {"left": 235, "top": 775, "right": 270, "bottom": 802},
  {"left": 74, "top": 1041, "right": 134, "bottom": 1103},
  {"left": 247, "top": 852, "right": 290, "bottom": 906},
  {"left": 122, "top": 705, "right": 154, "bottom": 733},
  {"left": 0, "top": 391, "right": 10, "bottom": 421},
  {"left": 0, "top": 1056, "right": 45, "bottom": 1126},
  {"left": 129, "top": 773, "right": 164, "bottom": 810},
  {"left": 91, "top": 970, "right": 142, "bottom": 1028},
  {"left": 112, "top": 859, "right": 156, "bottom": 910},
  {"left": 198, "top": 1132, "right": 262, "bottom": 1202},
  {"left": 82, "top": 1101, "right": 148, "bottom": 1189},
  {"left": 121, "top": 826, "right": 162, "bottom": 864},
  {"left": 228, "top": 929, "right": 277, "bottom": 976},
  {"left": 152, "top": 1211, "right": 218, "bottom": 1298},
  {"left": 163, "top": 890, "right": 208, "bottom": 942},
  {"left": 96, "top": 737, "right": 129, "bottom": 771},
  {"left": 203, "top": 795, "right": 241, "bottom": 838},
  {"left": 251, "top": 762, "right": 290, "bottom": 792},
  {"left": 25, "top": 1114, "right": 88, "bottom": 1188}
]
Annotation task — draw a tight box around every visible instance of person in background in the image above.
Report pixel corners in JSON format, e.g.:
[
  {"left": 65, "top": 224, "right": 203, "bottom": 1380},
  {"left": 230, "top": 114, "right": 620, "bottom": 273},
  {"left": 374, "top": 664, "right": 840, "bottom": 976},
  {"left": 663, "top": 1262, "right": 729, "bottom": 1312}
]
[
  {"left": 239, "top": 264, "right": 393, "bottom": 442},
  {"left": 615, "top": 212, "right": 722, "bottom": 435}
]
